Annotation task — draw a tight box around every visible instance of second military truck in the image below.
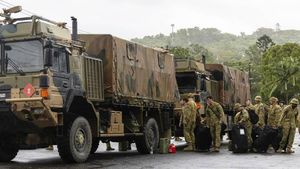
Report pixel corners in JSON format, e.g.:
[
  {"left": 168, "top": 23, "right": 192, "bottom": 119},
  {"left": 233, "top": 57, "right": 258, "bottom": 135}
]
[{"left": 0, "top": 7, "right": 178, "bottom": 163}]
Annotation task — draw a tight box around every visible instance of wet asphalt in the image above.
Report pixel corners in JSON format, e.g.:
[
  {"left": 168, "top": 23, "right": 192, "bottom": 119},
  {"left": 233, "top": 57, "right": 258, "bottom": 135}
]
[{"left": 1, "top": 134, "right": 300, "bottom": 169}]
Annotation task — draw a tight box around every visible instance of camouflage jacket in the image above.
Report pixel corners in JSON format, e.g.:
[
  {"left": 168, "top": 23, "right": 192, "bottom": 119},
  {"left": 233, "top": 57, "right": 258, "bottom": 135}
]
[
  {"left": 278, "top": 105, "right": 299, "bottom": 128},
  {"left": 268, "top": 104, "right": 282, "bottom": 127},
  {"left": 181, "top": 100, "right": 197, "bottom": 125},
  {"left": 234, "top": 109, "right": 252, "bottom": 128},
  {"left": 254, "top": 103, "right": 265, "bottom": 127},
  {"left": 206, "top": 101, "right": 224, "bottom": 125}
]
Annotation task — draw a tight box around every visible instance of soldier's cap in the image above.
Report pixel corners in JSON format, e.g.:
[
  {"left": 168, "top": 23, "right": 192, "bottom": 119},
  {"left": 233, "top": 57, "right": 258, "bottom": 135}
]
[
  {"left": 234, "top": 103, "right": 241, "bottom": 110},
  {"left": 290, "top": 98, "right": 299, "bottom": 105},
  {"left": 187, "top": 93, "right": 194, "bottom": 98},
  {"left": 269, "top": 97, "right": 278, "bottom": 102},
  {"left": 254, "top": 96, "right": 262, "bottom": 101}
]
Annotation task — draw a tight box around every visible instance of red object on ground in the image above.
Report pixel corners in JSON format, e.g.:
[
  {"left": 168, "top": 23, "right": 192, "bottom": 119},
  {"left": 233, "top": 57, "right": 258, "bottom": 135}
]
[{"left": 168, "top": 144, "right": 176, "bottom": 153}]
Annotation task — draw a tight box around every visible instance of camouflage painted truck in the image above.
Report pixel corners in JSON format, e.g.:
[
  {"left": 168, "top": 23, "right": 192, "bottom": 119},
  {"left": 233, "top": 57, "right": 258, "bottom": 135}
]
[
  {"left": 0, "top": 6, "right": 178, "bottom": 163},
  {"left": 174, "top": 59, "right": 250, "bottom": 134}
]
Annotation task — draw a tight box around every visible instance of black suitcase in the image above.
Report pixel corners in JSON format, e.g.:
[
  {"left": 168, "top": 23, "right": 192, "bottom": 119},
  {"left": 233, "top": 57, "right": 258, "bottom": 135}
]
[
  {"left": 272, "top": 127, "right": 286, "bottom": 151},
  {"left": 231, "top": 125, "right": 248, "bottom": 153},
  {"left": 253, "top": 125, "right": 278, "bottom": 153},
  {"left": 194, "top": 125, "right": 212, "bottom": 151},
  {"left": 252, "top": 125, "right": 262, "bottom": 142}
]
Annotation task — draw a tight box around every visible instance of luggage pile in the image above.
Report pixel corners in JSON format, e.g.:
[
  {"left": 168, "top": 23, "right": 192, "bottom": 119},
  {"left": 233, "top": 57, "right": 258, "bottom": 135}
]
[{"left": 228, "top": 124, "right": 283, "bottom": 153}]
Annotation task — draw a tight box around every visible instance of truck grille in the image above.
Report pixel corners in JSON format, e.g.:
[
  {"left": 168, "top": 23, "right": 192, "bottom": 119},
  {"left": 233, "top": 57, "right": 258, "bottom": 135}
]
[{"left": 83, "top": 56, "right": 104, "bottom": 101}]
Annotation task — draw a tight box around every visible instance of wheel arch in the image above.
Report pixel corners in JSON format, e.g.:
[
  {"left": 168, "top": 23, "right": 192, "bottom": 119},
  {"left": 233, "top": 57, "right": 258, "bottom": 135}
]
[{"left": 64, "top": 89, "right": 99, "bottom": 137}]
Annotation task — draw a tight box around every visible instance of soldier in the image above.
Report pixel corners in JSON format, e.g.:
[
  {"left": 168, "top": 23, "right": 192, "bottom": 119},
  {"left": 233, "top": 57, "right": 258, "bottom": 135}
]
[
  {"left": 268, "top": 97, "right": 282, "bottom": 128},
  {"left": 245, "top": 99, "right": 255, "bottom": 111},
  {"left": 233, "top": 103, "right": 252, "bottom": 149},
  {"left": 279, "top": 101, "right": 285, "bottom": 109},
  {"left": 277, "top": 98, "right": 299, "bottom": 153},
  {"left": 206, "top": 96, "right": 225, "bottom": 152},
  {"left": 180, "top": 94, "right": 197, "bottom": 151},
  {"left": 254, "top": 96, "right": 266, "bottom": 128}
]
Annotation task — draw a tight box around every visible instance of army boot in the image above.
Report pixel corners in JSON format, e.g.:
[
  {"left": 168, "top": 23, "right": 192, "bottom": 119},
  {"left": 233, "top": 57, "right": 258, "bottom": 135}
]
[
  {"left": 213, "top": 147, "right": 220, "bottom": 152},
  {"left": 46, "top": 145, "right": 54, "bottom": 151},
  {"left": 286, "top": 148, "right": 294, "bottom": 154},
  {"left": 184, "top": 143, "right": 193, "bottom": 151},
  {"left": 276, "top": 148, "right": 284, "bottom": 153}
]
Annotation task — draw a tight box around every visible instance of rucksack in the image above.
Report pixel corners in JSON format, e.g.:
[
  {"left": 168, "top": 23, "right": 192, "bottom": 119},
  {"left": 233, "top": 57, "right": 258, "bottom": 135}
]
[{"left": 248, "top": 109, "right": 259, "bottom": 124}]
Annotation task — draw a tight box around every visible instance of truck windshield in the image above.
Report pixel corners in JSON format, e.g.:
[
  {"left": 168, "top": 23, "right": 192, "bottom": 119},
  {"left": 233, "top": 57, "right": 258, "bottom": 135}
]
[
  {"left": 4, "top": 40, "right": 43, "bottom": 74},
  {"left": 176, "top": 73, "right": 197, "bottom": 93}
]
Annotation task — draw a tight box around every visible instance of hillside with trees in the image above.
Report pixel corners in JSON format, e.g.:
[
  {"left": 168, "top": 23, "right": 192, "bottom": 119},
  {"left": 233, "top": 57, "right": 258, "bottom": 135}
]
[{"left": 132, "top": 27, "right": 300, "bottom": 63}]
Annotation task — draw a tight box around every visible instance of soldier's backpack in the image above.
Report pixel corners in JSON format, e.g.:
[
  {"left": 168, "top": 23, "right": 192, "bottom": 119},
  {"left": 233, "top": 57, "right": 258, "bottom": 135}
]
[
  {"left": 194, "top": 125, "right": 212, "bottom": 151},
  {"left": 231, "top": 124, "right": 248, "bottom": 153},
  {"left": 248, "top": 109, "right": 259, "bottom": 124}
]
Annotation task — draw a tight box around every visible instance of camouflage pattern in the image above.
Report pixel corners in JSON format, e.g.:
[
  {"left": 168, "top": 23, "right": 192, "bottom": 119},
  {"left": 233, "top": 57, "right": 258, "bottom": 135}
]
[
  {"left": 234, "top": 108, "right": 253, "bottom": 146},
  {"left": 79, "top": 35, "right": 179, "bottom": 104},
  {"left": 181, "top": 98, "right": 197, "bottom": 150},
  {"left": 268, "top": 104, "right": 282, "bottom": 128},
  {"left": 205, "top": 64, "right": 251, "bottom": 108},
  {"left": 278, "top": 105, "right": 299, "bottom": 150},
  {"left": 206, "top": 101, "right": 224, "bottom": 150},
  {"left": 254, "top": 102, "right": 266, "bottom": 128}
]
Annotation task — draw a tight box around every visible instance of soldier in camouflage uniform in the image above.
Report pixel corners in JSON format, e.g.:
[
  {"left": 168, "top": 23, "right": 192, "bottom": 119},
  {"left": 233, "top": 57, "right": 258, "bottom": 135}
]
[
  {"left": 206, "top": 96, "right": 225, "bottom": 152},
  {"left": 180, "top": 94, "right": 197, "bottom": 151},
  {"left": 245, "top": 99, "right": 255, "bottom": 112},
  {"left": 277, "top": 98, "right": 299, "bottom": 153},
  {"left": 254, "top": 96, "right": 266, "bottom": 128},
  {"left": 233, "top": 103, "right": 253, "bottom": 148},
  {"left": 268, "top": 97, "right": 282, "bottom": 128}
]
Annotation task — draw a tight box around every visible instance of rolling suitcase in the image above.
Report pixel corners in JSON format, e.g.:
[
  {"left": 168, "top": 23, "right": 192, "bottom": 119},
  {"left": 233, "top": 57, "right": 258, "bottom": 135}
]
[
  {"left": 231, "top": 124, "right": 248, "bottom": 153},
  {"left": 194, "top": 125, "right": 212, "bottom": 151}
]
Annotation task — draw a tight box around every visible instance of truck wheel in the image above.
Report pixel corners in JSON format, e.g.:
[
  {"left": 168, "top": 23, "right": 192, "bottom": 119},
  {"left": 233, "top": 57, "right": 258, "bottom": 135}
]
[
  {"left": 57, "top": 116, "right": 92, "bottom": 163},
  {"left": 90, "top": 138, "right": 99, "bottom": 154},
  {"left": 135, "top": 118, "right": 159, "bottom": 154},
  {"left": 0, "top": 133, "right": 19, "bottom": 162}
]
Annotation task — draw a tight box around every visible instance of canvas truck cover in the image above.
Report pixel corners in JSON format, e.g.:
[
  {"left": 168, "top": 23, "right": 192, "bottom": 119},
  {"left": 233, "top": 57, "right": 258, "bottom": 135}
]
[
  {"left": 206, "top": 64, "right": 251, "bottom": 107},
  {"left": 79, "top": 34, "right": 179, "bottom": 104},
  {"left": 175, "top": 59, "right": 206, "bottom": 73}
]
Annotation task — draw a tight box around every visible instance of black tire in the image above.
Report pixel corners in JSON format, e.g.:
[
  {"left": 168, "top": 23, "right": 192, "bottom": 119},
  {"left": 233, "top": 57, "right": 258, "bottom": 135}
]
[
  {"left": 0, "top": 133, "right": 19, "bottom": 162},
  {"left": 90, "top": 138, "right": 99, "bottom": 154},
  {"left": 135, "top": 118, "right": 159, "bottom": 154},
  {"left": 57, "top": 116, "right": 92, "bottom": 163}
]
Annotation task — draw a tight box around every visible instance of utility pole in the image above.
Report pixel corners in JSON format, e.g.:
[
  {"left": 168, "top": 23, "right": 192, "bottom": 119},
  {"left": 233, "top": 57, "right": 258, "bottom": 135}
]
[{"left": 170, "top": 24, "right": 175, "bottom": 47}]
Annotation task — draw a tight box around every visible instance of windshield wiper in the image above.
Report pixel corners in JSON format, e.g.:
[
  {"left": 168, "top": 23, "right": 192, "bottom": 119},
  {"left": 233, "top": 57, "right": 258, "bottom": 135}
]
[{"left": 6, "top": 57, "right": 25, "bottom": 75}]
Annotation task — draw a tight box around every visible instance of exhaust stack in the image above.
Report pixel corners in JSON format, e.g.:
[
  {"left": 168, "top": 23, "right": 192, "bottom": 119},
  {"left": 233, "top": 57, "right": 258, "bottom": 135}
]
[{"left": 71, "top": 16, "right": 78, "bottom": 41}]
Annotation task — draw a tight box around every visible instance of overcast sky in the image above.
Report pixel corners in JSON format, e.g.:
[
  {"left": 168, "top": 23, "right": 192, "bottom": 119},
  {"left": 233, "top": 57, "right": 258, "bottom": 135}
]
[{"left": 4, "top": 0, "right": 300, "bottom": 40}]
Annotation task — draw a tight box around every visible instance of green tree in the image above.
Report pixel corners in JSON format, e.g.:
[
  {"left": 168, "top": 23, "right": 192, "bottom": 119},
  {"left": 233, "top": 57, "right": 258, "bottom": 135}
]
[
  {"left": 260, "top": 43, "right": 300, "bottom": 102},
  {"left": 169, "top": 46, "right": 190, "bottom": 59},
  {"left": 256, "top": 34, "right": 275, "bottom": 53}
]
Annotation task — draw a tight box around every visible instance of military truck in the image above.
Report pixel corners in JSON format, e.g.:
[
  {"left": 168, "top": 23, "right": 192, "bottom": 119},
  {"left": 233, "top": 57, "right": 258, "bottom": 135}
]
[
  {"left": 0, "top": 6, "right": 178, "bottom": 163},
  {"left": 174, "top": 58, "right": 250, "bottom": 135}
]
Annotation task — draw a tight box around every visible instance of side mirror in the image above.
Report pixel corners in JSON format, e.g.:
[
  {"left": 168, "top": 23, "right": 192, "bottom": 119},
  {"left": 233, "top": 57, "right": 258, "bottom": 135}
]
[{"left": 44, "top": 48, "right": 53, "bottom": 67}]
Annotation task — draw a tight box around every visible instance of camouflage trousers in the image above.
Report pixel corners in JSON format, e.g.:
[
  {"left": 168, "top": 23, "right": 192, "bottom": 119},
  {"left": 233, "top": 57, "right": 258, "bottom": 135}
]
[
  {"left": 210, "top": 122, "right": 221, "bottom": 149},
  {"left": 280, "top": 126, "right": 296, "bottom": 149},
  {"left": 183, "top": 123, "right": 196, "bottom": 145},
  {"left": 246, "top": 125, "right": 253, "bottom": 146}
]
